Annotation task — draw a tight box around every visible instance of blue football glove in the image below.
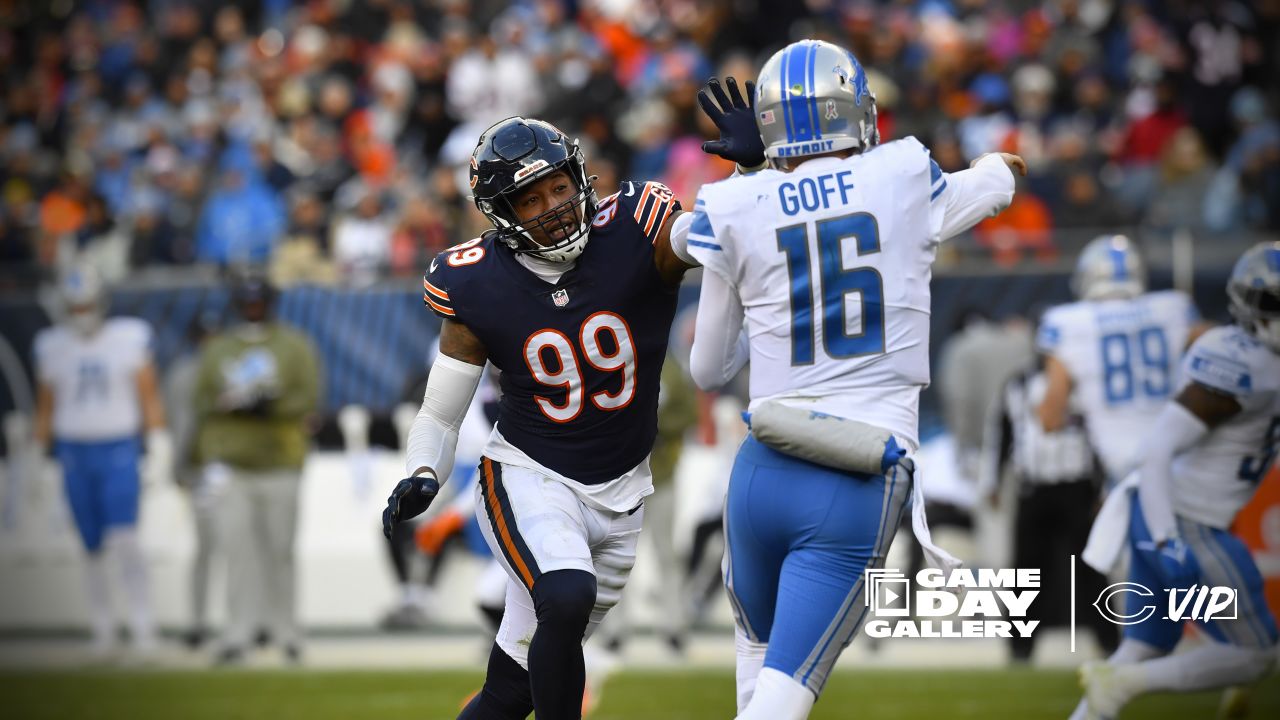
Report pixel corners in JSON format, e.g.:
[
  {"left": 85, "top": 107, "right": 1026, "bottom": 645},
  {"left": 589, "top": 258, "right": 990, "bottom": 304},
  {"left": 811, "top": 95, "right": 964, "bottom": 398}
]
[
  {"left": 1138, "top": 537, "right": 1200, "bottom": 589},
  {"left": 698, "top": 76, "right": 766, "bottom": 168},
  {"left": 382, "top": 472, "right": 440, "bottom": 540}
]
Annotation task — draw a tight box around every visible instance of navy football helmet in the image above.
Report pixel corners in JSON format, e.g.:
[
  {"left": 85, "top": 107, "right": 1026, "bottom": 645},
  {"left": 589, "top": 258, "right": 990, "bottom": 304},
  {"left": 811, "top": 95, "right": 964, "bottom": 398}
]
[{"left": 469, "top": 117, "right": 597, "bottom": 262}]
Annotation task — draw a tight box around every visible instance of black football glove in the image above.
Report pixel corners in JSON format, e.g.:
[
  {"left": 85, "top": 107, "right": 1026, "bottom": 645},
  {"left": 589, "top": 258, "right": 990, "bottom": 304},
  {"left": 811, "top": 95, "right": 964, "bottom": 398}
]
[
  {"left": 382, "top": 472, "right": 440, "bottom": 540},
  {"left": 698, "top": 76, "right": 766, "bottom": 168}
]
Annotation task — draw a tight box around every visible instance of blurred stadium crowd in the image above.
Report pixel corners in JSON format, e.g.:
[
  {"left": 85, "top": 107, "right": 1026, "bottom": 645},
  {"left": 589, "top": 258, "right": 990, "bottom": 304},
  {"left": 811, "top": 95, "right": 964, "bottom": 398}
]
[{"left": 1, "top": 0, "right": 1279, "bottom": 289}]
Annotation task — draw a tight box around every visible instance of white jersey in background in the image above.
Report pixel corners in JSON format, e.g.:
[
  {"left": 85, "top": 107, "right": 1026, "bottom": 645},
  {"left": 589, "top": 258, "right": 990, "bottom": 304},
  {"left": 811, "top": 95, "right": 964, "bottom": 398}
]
[
  {"left": 1037, "top": 291, "right": 1197, "bottom": 480},
  {"left": 688, "top": 137, "right": 1014, "bottom": 449},
  {"left": 34, "top": 317, "right": 153, "bottom": 442},
  {"left": 1172, "top": 325, "right": 1280, "bottom": 528}
]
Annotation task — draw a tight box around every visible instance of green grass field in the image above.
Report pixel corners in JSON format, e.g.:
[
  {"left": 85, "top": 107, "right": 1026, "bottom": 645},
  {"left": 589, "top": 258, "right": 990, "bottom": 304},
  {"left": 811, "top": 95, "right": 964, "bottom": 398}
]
[{"left": 0, "top": 669, "right": 1276, "bottom": 719}]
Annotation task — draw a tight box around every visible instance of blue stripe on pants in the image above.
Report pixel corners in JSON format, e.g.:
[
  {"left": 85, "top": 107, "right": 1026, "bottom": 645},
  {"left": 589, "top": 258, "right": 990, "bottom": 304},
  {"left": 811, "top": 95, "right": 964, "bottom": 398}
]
[{"left": 723, "top": 436, "right": 911, "bottom": 695}]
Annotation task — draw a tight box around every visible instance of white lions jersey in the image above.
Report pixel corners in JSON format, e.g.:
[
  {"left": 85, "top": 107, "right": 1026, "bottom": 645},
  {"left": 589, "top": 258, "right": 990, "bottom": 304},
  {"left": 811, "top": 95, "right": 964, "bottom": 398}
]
[
  {"left": 1172, "top": 325, "right": 1280, "bottom": 528},
  {"left": 35, "top": 317, "right": 153, "bottom": 442},
  {"left": 1037, "top": 291, "right": 1196, "bottom": 480},
  {"left": 688, "top": 137, "right": 1013, "bottom": 449}
]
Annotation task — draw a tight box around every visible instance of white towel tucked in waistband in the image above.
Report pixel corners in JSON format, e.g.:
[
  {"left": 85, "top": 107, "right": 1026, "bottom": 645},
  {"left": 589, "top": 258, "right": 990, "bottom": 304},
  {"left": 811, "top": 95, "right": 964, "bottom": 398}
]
[
  {"left": 906, "top": 461, "right": 964, "bottom": 577},
  {"left": 1082, "top": 472, "right": 1140, "bottom": 573}
]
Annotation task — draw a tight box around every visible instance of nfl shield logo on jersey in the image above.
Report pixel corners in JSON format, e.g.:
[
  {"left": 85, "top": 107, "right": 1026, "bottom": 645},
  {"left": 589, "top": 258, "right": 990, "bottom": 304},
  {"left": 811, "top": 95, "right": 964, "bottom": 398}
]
[{"left": 552, "top": 289, "right": 569, "bottom": 307}]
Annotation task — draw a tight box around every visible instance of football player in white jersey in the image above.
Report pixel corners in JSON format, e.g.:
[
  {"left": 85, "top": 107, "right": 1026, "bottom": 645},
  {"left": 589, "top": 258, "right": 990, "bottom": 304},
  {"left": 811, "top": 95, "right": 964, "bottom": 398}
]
[
  {"left": 1037, "top": 235, "right": 1207, "bottom": 483},
  {"left": 1072, "top": 242, "right": 1280, "bottom": 720},
  {"left": 32, "top": 266, "right": 171, "bottom": 659},
  {"left": 686, "top": 39, "right": 1024, "bottom": 719}
]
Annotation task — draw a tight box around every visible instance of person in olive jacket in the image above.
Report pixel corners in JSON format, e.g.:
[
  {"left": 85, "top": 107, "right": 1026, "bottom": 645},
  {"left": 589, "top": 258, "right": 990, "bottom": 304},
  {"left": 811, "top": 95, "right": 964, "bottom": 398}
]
[{"left": 194, "top": 270, "right": 320, "bottom": 665}]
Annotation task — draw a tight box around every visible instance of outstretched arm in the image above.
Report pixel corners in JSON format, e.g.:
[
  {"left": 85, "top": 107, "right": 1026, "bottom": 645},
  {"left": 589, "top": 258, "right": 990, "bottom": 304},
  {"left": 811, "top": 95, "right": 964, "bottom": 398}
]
[{"left": 933, "top": 152, "right": 1025, "bottom": 241}]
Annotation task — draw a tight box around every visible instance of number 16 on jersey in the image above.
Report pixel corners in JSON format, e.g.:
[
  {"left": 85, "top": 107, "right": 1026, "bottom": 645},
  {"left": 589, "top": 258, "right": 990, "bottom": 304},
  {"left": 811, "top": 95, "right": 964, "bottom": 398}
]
[{"left": 777, "top": 212, "right": 886, "bottom": 365}]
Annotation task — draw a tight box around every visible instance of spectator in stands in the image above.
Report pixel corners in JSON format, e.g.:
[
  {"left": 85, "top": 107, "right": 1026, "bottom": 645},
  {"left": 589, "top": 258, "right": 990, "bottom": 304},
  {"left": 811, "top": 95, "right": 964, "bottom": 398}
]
[
  {"left": 390, "top": 196, "right": 450, "bottom": 277},
  {"left": 442, "top": 24, "right": 541, "bottom": 164},
  {"left": 1115, "top": 76, "right": 1185, "bottom": 211},
  {"left": 331, "top": 182, "right": 393, "bottom": 285},
  {"left": 0, "top": 207, "right": 33, "bottom": 270},
  {"left": 194, "top": 271, "right": 320, "bottom": 665},
  {"left": 270, "top": 187, "right": 338, "bottom": 287},
  {"left": 38, "top": 166, "right": 91, "bottom": 268},
  {"left": 127, "top": 187, "right": 182, "bottom": 266},
  {"left": 75, "top": 193, "right": 130, "bottom": 283},
  {"left": 1051, "top": 165, "right": 1130, "bottom": 231},
  {"left": 974, "top": 175, "right": 1055, "bottom": 266},
  {"left": 1224, "top": 87, "right": 1280, "bottom": 230},
  {"left": 1142, "top": 127, "right": 1217, "bottom": 236},
  {"left": 958, "top": 74, "right": 1014, "bottom": 162},
  {"left": 195, "top": 163, "right": 286, "bottom": 266}
]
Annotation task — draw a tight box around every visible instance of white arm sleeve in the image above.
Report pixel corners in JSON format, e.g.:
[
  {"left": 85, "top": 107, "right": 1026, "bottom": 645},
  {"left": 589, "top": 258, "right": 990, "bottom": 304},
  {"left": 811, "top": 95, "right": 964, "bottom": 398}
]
[
  {"left": 667, "top": 210, "right": 698, "bottom": 266},
  {"left": 405, "top": 354, "right": 484, "bottom": 481},
  {"left": 1137, "top": 401, "right": 1210, "bottom": 543},
  {"left": 932, "top": 153, "right": 1016, "bottom": 241},
  {"left": 689, "top": 268, "right": 748, "bottom": 391}
]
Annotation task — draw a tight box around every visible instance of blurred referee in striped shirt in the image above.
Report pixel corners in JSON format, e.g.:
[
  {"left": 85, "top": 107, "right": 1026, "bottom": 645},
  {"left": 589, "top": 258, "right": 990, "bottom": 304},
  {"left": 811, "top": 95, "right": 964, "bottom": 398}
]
[{"left": 981, "top": 361, "right": 1118, "bottom": 662}]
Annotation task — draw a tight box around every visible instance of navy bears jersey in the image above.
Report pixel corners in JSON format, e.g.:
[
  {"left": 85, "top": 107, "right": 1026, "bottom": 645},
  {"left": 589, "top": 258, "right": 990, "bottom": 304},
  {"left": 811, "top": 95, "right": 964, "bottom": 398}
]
[{"left": 423, "top": 181, "right": 682, "bottom": 484}]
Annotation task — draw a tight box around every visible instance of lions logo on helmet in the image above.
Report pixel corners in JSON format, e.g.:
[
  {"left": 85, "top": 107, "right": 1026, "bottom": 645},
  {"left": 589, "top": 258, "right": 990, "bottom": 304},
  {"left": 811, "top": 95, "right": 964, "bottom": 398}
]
[
  {"left": 469, "top": 117, "right": 598, "bottom": 264},
  {"left": 1228, "top": 241, "right": 1280, "bottom": 352},
  {"left": 1071, "top": 234, "right": 1146, "bottom": 301},
  {"left": 754, "top": 39, "right": 879, "bottom": 166}
]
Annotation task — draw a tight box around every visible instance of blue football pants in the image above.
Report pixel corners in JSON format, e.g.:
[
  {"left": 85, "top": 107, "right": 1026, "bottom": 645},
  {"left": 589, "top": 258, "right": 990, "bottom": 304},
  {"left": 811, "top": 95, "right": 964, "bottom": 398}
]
[{"left": 723, "top": 436, "right": 911, "bottom": 695}]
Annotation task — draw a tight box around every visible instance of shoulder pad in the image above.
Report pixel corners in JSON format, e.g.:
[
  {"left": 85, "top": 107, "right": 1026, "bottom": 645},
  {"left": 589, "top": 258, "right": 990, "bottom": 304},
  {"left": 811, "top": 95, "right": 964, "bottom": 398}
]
[
  {"left": 422, "top": 236, "right": 493, "bottom": 320},
  {"left": 1036, "top": 303, "right": 1083, "bottom": 352},
  {"left": 1183, "top": 326, "right": 1259, "bottom": 396}
]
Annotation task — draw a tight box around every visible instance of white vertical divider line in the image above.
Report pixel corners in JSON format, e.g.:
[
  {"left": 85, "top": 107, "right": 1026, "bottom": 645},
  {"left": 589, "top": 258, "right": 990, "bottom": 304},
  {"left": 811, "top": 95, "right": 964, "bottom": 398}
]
[{"left": 1070, "top": 553, "right": 1077, "bottom": 653}]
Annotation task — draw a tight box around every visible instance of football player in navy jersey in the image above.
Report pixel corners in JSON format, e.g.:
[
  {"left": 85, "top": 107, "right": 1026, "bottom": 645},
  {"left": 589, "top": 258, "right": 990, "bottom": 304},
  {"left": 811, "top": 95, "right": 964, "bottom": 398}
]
[{"left": 382, "top": 115, "right": 709, "bottom": 720}]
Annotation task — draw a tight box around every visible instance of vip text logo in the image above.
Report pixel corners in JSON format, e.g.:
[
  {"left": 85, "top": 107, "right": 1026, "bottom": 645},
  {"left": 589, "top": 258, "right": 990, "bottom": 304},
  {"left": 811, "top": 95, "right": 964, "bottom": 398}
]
[
  {"left": 1093, "top": 582, "right": 1237, "bottom": 625},
  {"left": 864, "top": 568, "right": 1040, "bottom": 639}
]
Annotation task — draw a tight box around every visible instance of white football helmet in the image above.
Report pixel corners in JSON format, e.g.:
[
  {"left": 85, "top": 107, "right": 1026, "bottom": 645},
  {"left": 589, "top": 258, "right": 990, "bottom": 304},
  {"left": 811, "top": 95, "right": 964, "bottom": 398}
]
[
  {"left": 1071, "top": 235, "right": 1146, "bottom": 301},
  {"left": 1227, "top": 241, "right": 1280, "bottom": 352}
]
